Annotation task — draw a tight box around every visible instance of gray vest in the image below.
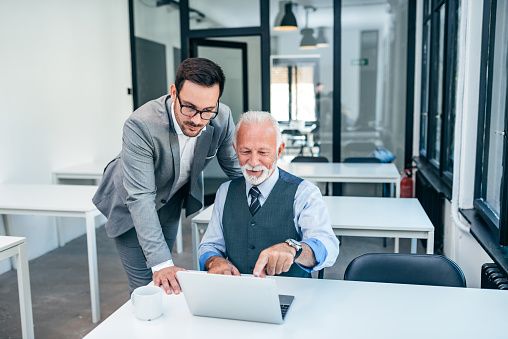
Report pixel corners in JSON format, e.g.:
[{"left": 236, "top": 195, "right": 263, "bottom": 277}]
[{"left": 223, "top": 168, "right": 310, "bottom": 278}]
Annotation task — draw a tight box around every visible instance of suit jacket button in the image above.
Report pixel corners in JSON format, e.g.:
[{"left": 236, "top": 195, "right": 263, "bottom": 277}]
[
  {"left": 250, "top": 245, "right": 255, "bottom": 249},
  {"left": 161, "top": 199, "right": 167, "bottom": 204}
]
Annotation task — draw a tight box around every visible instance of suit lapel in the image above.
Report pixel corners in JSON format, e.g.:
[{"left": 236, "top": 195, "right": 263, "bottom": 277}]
[
  {"left": 166, "top": 97, "right": 180, "bottom": 187},
  {"left": 190, "top": 124, "right": 214, "bottom": 193}
]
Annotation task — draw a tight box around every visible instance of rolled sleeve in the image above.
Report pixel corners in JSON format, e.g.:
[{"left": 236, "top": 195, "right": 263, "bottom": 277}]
[{"left": 294, "top": 181, "right": 340, "bottom": 272}]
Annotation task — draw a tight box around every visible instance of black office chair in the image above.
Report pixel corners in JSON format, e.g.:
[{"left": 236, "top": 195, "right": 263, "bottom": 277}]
[
  {"left": 291, "top": 156, "right": 330, "bottom": 196},
  {"left": 344, "top": 253, "right": 466, "bottom": 287},
  {"left": 343, "top": 157, "right": 381, "bottom": 163}
]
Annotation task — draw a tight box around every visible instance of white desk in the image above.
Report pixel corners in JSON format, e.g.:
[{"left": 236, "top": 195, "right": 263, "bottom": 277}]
[
  {"left": 84, "top": 275, "right": 508, "bottom": 339},
  {"left": 0, "top": 184, "right": 102, "bottom": 323},
  {"left": 52, "top": 162, "right": 105, "bottom": 184},
  {"left": 0, "top": 236, "right": 34, "bottom": 339},
  {"left": 52, "top": 161, "right": 183, "bottom": 253},
  {"left": 278, "top": 162, "right": 401, "bottom": 197},
  {"left": 190, "top": 197, "right": 434, "bottom": 270},
  {"left": 323, "top": 196, "right": 434, "bottom": 254}
]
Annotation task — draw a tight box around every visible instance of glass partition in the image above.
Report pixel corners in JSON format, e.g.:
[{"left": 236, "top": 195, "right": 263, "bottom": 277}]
[{"left": 341, "top": 0, "right": 408, "bottom": 171}]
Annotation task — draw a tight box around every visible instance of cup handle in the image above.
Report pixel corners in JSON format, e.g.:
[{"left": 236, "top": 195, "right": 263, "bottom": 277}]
[{"left": 131, "top": 292, "right": 135, "bottom": 307}]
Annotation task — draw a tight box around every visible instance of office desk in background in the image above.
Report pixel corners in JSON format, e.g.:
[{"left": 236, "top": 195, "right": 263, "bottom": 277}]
[
  {"left": 52, "top": 161, "right": 184, "bottom": 253},
  {"left": 0, "top": 236, "right": 34, "bottom": 339},
  {"left": 278, "top": 162, "right": 401, "bottom": 197},
  {"left": 84, "top": 275, "right": 508, "bottom": 339},
  {"left": 0, "top": 184, "right": 102, "bottom": 323},
  {"left": 190, "top": 196, "right": 434, "bottom": 270}
]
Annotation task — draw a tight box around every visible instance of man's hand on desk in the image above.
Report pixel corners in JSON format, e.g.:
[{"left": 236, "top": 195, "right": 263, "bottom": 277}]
[
  {"left": 153, "top": 266, "right": 187, "bottom": 295},
  {"left": 205, "top": 256, "right": 241, "bottom": 276},
  {"left": 253, "top": 242, "right": 317, "bottom": 278}
]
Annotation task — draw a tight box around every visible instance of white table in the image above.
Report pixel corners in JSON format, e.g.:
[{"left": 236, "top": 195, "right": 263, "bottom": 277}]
[
  {"left": 0, "top": 236, "right": 34, "bottom": 339},
  {"left": 84, "top": 275, "right": 508, "bottom": 339},
  {"left": 52, "top": 161, "right": 183, "bottom": 253},
  {"left": 322, "top": 196, "right": 434, "bottom": 254},
  {"left": 0, "top": 184, "right": 102, "bottom": 323},
  {"left": 52, "top": 161, "right": 105, "bottom": 184},
  {"left": 278, "top": 162, "right": 401, "bottom": 197},
  {"left": 190, "top": 197, "right": 434, "bottom": 270}
]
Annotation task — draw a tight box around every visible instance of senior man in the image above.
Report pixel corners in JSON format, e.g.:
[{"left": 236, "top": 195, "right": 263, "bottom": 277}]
[{"left": 198, "top": 111, "right": 339, "bottom": 278}]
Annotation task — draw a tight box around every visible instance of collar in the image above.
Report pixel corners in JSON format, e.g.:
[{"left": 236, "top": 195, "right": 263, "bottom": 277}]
[
  {"left": 170, "top": 101, "right": 206, "bottom": 137},
  {"left": 245, "top": 166, "right": 280, "bottom": 199}
]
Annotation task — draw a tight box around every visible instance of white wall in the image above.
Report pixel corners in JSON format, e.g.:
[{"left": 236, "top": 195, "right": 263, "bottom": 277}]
[{"left": 0, "top": 0, "right": 132, "bottom": 274}]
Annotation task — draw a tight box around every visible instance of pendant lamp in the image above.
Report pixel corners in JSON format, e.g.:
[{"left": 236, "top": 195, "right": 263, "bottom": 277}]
[
  {"left": 316, "top": 27, "right": 329, "bottom": 48},
  {"left": 300, "top": 6, "right": 317, "bottom": 49},
  {"left": 274, "top": 2, "right": 298, "bottom": 31}
]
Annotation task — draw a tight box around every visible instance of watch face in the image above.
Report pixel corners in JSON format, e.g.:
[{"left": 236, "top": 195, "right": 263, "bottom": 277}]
[{"left": 287, "top": 239, "right": 302, "bottom": 250}]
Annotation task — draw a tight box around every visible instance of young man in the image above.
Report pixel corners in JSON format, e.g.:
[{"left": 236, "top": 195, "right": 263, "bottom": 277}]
[
  {"left": 93, "top": 58, "right": 242, "bottom": 294},
  {"left": 199, "top": 111, "right": 339, "bottom": 278}
]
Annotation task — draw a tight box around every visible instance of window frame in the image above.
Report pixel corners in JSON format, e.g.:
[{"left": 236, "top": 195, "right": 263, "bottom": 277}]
[
  {"left": 474, "top": 0, "right": 508, "bottom": 246},
  {"left": 418, "top": 0, "right": 460, "bottom": 187}
]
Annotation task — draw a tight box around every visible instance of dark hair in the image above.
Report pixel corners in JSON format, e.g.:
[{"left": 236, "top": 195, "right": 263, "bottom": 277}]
[{"left": 175, "top": 58, "right": 226, "bottom": 97}]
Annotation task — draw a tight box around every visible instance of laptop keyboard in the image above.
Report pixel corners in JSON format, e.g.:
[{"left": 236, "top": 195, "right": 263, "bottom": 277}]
[{"left": 280, "top": 304, "right": 290, "bottom": 319}]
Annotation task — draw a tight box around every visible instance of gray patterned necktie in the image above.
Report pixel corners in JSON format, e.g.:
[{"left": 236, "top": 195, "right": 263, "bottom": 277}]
[{"left": 249, "top": 186, "right": 261, "bottom": 216}]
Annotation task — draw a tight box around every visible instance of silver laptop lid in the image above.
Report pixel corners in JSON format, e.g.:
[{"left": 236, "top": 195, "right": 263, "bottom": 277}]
[{"left": 177, "top": 271, "right": 288, "bottom": 324}]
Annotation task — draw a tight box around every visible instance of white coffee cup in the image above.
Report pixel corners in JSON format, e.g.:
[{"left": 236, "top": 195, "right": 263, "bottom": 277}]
[{"left": 131, "top": 286, "right": 163, "bottom": 321}]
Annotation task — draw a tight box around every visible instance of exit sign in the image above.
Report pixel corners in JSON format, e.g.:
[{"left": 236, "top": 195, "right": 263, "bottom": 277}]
[{"left": 351, "top": 58, "right": 368, "bottom": 66}]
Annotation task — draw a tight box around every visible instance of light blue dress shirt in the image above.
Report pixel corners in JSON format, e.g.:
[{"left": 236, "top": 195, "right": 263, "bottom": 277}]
[{"left": 199, "top": 167, "right": 340, "bottom": 273}]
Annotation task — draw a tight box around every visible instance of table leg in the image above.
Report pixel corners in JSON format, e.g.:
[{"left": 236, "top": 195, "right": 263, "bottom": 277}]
[
  {"left": 2, "top": 214, "right": 17, "bottom": 268},
  {"left": 51, "top": 174, "right": 66, "bottom": 247},
  {"left": 395, "top": 180, "right": 400, "bottom": 198},
  {"left": 410, "top": 238, "right": 417, "bottom": 253},
  {"left": 394, "top": 238, "right": 399, "bottom": 253},
  {"left": 175, "top": 219, "right": 183, "bottom": 254},
  {"left": 17, "top": 242, "right": 34, "bottom": 339},
  {"left": 192, "top": 222, "right": 199, "bottom": 270},
  {"left": 85, "top": 212, "right": 100, "bottom": 323},
  {"left": 427, "top": 231, "right": 434, "bottom": 254}
]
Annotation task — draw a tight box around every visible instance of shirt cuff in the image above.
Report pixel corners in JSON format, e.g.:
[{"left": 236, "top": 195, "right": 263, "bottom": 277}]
[
  {"left": 199, "top": 250, "right": 223, "bottom": 271},
  {"left": 299, "top": 238, "right": 328, "bottom": 273},
  {"left": 151, "top": 259, "right": 175, "bottom": 273}
]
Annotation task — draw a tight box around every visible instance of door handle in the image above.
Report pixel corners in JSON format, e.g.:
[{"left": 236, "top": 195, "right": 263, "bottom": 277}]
[{"left": 495, "top": 130, "right": 506, "bottom": 136}]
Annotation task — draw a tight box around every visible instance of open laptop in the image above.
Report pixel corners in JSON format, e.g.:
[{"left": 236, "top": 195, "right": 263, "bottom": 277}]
[{"left": 176, "top": 271, "right": 294, "bottom": 324}]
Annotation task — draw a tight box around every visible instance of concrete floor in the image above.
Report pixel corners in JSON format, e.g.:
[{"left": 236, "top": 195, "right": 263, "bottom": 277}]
[{"left": 0, "top": 208, "right": 424, "bottom": 338}]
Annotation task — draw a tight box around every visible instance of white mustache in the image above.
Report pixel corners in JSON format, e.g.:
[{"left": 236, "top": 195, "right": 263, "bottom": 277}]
[{"left": 243, "top": 164, "right": 268, "bottom": 172}]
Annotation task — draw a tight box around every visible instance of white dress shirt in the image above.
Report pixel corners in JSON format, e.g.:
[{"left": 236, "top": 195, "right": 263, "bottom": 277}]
[{"left": 152, "top": 102, "right": 205, "bottom": 272}]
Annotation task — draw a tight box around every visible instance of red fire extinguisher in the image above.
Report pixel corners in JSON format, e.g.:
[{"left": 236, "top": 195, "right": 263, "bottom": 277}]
[{"left": 400, "top": 169, "right": 414, "bottom": 198}]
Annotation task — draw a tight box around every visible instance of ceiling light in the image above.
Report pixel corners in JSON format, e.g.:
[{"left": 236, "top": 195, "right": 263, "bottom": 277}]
[
  {"left": 274, "top": 2, "right": 298, "bottom": 31},
  {"left": 299, "top": 6, "right": 317, "bottom": 49},
  {"left": 300, "top": 28, "right": 317, "bottom": 49},
  {"left": 316, "top": 27, "right": 329, "bottom": 48}
]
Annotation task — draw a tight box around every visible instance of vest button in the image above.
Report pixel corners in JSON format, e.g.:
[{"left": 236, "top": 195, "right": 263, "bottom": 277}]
[
  {"left": 249, "top": 266, "right": 254, "bottom": 271},
  {"left": 249, "top": 245, "right": 255, "bottom": 249},
  {"left": 161, "top": 199, "right": 167, "bottom": 204}
]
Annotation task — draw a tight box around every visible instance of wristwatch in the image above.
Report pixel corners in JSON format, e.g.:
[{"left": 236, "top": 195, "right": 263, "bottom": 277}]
[{"left": 285, "top": 239, "right": 303, "bottom": 261}]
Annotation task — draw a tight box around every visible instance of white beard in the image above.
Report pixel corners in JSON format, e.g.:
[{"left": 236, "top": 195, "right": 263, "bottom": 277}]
[{"left": 241, "top": 158, "right": 278, "bottom": 186}]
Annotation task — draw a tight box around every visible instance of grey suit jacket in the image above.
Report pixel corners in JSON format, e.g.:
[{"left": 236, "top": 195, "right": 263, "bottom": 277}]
[{"left": 92, "top": 94, "right": 242, "bottom": 267}]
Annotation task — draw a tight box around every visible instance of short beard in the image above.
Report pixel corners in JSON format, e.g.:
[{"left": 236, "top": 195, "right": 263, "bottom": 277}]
[{"left": 241, "top": 157, "right": 278, "bottom": 186}]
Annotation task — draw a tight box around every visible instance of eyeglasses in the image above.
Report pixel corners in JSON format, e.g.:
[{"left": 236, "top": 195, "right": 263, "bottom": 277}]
[{"left": 176, "top": 92, "right": 219, "bottom": 120}]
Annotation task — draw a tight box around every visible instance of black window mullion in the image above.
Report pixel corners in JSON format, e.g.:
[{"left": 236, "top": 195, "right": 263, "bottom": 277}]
[
  {"left": 427, "top": 5, "right": 441, "bottom": 168},
  {"left": 438, "top": 2, "right": 450, "bottom": 177}
]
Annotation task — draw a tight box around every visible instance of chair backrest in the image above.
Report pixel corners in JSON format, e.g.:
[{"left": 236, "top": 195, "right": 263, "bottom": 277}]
[
  {"left": 291, "top": 156, "right": 329, "bottom": 163},
  {"left": 281, "top": 129, "right": 303, "bottom": 136},
  {"left": 344, "top": 253, "right": 466, "bottom": 287},
  {"left": 343, "top": 157, "right": 381, "bottom": 163}
]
